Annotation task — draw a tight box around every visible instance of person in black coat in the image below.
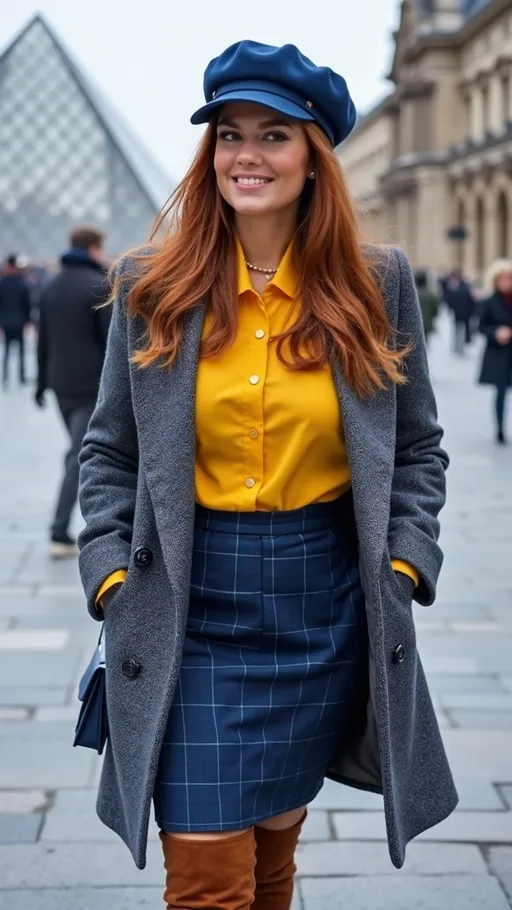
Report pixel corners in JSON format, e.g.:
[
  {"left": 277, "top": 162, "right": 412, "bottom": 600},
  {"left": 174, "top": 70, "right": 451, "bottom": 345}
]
[
  {"left": 35, "top": 226, "right": 111, "bottom": 556},
  {"left": 442, "top": 269, "right": 475, "bottom": 355},
  {"left": 0, "top": 254, "right": 32, "bottom": 387},
  {"left": 478, "top": 260, "right": 512, "bottom": 444}
]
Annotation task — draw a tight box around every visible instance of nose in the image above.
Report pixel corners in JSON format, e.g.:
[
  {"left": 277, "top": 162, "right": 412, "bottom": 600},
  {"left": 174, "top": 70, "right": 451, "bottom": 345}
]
[{"left": 236, "top": 141, "right": 263, "bottom": 168}]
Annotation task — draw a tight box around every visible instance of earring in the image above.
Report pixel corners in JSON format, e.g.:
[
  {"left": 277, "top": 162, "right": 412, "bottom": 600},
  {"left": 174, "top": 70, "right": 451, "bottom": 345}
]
[{"left": 309, "top": 171, "right": 315, "bottom": 180}]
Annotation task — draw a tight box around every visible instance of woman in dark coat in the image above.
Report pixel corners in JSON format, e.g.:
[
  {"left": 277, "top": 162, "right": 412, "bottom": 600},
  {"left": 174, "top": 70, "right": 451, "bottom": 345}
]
[
  {"left": 478, "top": 260, "right": 512, "bottom": 444},
  {"left": 78, "top": 40, "right": 457, "bottom": 910}
]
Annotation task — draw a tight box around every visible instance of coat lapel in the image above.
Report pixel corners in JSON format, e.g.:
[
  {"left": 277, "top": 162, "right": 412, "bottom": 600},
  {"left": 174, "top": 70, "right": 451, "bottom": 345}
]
[
  {"left": 331, "top": 360, "right": 395, "bottom": 577},
  {"left": 130, "top": 304, "right": 206, "bottom": 599}
]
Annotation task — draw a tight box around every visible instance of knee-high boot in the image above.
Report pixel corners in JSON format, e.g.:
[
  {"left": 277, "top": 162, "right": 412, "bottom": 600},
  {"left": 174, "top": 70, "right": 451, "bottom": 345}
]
[
  {"left": 160, "top": 829, "right": 256, "bottom": 910},
  {"left": 252, "top": 813, "right": 307, "bottom": 910}
]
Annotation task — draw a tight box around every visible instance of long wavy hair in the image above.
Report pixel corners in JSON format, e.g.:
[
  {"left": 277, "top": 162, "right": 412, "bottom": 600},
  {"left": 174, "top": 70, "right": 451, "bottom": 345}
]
[{"left": 117, "top": 120, "right": 408, "bottom": 396}]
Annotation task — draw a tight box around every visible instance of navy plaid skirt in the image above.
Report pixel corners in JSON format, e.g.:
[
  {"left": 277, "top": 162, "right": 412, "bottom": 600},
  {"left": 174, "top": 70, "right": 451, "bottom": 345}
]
[{"left": 153, "top": 494, "right": 367, "bottom": 832}]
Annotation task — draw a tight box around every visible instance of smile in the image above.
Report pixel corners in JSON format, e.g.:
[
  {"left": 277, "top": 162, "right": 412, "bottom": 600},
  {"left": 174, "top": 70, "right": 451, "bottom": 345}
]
[{"left": 233, "top": 177, "right": 272, "bottom": 187}]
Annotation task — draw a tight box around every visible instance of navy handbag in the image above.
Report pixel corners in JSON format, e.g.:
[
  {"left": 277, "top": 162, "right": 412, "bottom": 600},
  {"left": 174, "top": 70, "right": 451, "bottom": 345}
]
[{"left": 73, "top": 626, "right": 108, "bottom": 755}]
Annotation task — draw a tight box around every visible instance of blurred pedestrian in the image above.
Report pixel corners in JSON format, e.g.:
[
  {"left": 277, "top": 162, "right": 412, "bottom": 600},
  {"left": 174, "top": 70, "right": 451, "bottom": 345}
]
[
  {"left": 77, "top": 40, "right": 455, "bottom": 906},
  {"left": 478, "top": 259, "right": 512, "bottom": 445},
  {"left": 35, "top": 226, "right": 111, "bottom": 557},
  {"left": 443, "top": 268, "right": 475, "bottom": 355},
  {"left": 414, "top": 269, "right": 439, "bottom": 347},
  {"left": 0, "top": 254, "right": 32, "bottom": 388}
]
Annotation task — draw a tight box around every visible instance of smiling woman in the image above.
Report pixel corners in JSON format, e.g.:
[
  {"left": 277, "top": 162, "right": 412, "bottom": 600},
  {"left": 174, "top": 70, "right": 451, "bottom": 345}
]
[{"left": 78, "top": 38, "right": 457, "bottom": 910}]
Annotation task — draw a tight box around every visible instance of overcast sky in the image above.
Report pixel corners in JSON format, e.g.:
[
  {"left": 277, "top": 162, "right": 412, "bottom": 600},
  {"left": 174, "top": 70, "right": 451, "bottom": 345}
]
[{"left": 1, "top": 0, "right": 400, "bottom": 180}]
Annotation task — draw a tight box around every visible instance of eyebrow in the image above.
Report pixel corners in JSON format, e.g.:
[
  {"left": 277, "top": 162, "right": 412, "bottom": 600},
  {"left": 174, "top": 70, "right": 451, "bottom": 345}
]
[{"left": 217, "top": 117, "right": 293, "bottom": 129}]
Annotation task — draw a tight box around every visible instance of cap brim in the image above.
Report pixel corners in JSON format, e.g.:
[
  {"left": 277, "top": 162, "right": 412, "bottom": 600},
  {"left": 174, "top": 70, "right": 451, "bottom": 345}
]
[{"left": 190, "top": 89, "right": 315, "bottom": 126}]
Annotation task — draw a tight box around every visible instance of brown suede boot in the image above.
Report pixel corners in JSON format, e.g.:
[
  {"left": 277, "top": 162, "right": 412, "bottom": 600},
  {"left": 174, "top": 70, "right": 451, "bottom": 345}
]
[
  {"left": 251, "top": 812, "right": 307, "bottom": 910},
  {"left": 160, "top": 828, "right": 256, "bottom": 910}
]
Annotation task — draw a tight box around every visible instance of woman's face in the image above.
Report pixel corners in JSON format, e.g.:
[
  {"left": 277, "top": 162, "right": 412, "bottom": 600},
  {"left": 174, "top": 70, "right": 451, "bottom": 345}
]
[
  {"left": 496, "top": 270, "right": 512, "bottom": 295},
  {"left": 213, "top": 102, "right": 312, "bottom": 218}
]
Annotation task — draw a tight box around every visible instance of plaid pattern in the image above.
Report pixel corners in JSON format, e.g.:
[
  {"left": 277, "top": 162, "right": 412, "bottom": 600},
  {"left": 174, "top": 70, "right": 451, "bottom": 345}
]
[{"left": 153, "top": 494, "right": 366, "bottom": 832}]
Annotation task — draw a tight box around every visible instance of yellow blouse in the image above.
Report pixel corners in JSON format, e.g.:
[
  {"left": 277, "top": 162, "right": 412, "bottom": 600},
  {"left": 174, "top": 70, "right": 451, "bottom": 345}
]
[{"left": 96, "top": 239, "right": 418, "bottom": 603}]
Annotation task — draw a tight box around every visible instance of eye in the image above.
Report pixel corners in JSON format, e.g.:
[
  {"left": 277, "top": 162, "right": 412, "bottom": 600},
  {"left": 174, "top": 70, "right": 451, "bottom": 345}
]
[
  {"left": 263, "top": 131, "right": 289, "bottom": 142},
  {"left": 217, "top": 130, "right": 240, "bottom": 141}
]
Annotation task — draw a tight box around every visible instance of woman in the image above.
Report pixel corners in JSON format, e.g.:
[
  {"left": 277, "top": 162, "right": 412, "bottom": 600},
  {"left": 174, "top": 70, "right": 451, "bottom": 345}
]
[
  {"left": 78, "top": 40, "right": 457, "bottom": 910},
  {"left": 478, "top": 259, "right": 512, "bottom": 444}
]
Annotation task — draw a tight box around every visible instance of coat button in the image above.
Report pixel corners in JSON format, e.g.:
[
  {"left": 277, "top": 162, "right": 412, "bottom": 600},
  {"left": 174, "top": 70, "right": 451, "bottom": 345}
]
[
  {"left": 392, "top": 644, "right": 406, "bottom": 664},
  {"left": 122, "top": 659, "right": 141, "bottom": 679},
  {"left": 134, "top": 547, "right": 152, "bottom": 568}
]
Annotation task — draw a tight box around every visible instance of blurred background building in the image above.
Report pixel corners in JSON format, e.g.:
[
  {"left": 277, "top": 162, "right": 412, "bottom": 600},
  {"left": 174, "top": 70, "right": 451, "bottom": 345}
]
[
  {"left": 339, "top": 0, "right": 512, "bottom": 280},
  {"left": 0, "top": 14, "right": 174, "bottom": 262}
]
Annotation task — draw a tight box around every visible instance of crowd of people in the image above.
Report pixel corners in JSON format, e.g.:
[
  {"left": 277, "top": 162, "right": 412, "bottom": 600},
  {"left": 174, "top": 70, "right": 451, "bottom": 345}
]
[{"left": 0, "top": 227, "right": 511, "bottom": 564}]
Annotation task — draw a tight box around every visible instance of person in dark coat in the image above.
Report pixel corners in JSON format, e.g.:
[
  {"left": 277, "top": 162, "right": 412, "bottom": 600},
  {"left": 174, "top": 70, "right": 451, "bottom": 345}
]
[
  {"left": 414, "top": 270, "right": 439, "bottom": 346},
  {"left": 0, "top": 254, "right": 32, "bottom": 387},
  {"left": 77, "top": 41, "right": 456, "bottom": 909},
  {"left": 478, "top": 260, "right": 512, "bottom": 444},
  {"left": 443, "top": 269, "right": 475, "bottom": 355},
  {"left": 35, "top": 226, "right": 111, "bottom": 557}
]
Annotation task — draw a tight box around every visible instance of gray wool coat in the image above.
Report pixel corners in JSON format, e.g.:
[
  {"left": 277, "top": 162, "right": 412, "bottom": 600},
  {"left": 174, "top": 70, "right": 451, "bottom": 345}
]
[{"left": 78, "top": 245, "right": 458, "bottom": 871}]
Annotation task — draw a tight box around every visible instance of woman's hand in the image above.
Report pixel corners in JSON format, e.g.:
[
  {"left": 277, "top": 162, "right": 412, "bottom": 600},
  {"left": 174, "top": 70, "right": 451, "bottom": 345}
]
[
  {"left": 495, "top": 326, "right": 512, "bottom": 345},
  {"left": 101, "top": 582, "right": 123, "bottom": 610}
]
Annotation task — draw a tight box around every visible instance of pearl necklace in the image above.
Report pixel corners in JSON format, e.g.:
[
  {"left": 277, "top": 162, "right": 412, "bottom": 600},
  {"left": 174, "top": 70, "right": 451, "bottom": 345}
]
[{"left": 245, "top": 260, "right": 277, "bottom": 279}]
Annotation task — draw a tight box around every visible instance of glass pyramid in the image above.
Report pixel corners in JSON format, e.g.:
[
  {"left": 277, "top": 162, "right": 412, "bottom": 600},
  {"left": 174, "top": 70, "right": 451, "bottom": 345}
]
[{"left": 0, "top": 15, "right": 175, "bottom": 260}]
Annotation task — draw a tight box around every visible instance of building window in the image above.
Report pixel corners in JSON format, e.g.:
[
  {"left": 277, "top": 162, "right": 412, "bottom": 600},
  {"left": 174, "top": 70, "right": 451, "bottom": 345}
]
[
  {"left": 502, "top": 74, "right": 511, "bottom": 127},
  {"left": 497, "top": 192, "right": 510, "bottom": 258},
  {"left": 464, "top": 95, "right": 471, "bottom": 138},
  {"left": 476, "top": 197, "right": 485, "bottom": 272},
  {"left": 481, "top": 83, "right": 490, "bottom": 133}
]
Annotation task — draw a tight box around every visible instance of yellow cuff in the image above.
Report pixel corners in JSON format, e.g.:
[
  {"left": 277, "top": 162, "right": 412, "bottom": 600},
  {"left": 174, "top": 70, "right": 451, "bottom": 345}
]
[
  {"left": 391, "top": 559, "right": 419, "bottom": 588},
  {"left": 96, "top": 569, "right": 128, "bottom": 607}
]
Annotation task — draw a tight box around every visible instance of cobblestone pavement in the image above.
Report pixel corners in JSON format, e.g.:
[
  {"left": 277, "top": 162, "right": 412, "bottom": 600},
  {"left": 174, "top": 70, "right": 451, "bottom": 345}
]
[{"left": 0, "top": 316, "right": 511, "bottom": 908}]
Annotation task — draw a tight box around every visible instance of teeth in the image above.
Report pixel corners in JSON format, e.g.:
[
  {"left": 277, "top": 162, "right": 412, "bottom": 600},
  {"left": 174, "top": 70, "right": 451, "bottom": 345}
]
[{"left": 236, "top": 177, "right": 269, "bottom": 186}]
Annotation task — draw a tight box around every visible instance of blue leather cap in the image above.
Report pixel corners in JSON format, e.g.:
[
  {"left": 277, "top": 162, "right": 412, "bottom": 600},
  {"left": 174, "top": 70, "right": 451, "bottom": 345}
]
[{"left": 191, "top": 41, "right": 357, "bottom": 148}]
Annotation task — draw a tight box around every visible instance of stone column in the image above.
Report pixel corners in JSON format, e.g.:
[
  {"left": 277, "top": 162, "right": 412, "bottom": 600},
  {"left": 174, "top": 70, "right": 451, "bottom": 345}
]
[{"left": 489, "top": 74, "right": 503, "bottom": 135}]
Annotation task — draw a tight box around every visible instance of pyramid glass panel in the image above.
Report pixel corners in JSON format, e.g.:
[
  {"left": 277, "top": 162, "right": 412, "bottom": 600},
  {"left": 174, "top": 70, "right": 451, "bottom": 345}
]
[{"left": 0, "top": 17, "right": 174, "bottom": 259}]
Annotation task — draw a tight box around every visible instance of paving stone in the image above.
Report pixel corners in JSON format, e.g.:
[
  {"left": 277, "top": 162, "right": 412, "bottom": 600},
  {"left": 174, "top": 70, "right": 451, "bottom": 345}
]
[
  {"left": 0, "top": 630, "right": 69, "bottom": 650},
  {"left": 0, "top": 842, "right": 165, "bottom": 887},
  {"left": 301, "top": 811, "right": 330, "bottom": 841},
  {"left": 500, "top": 786, "right": 512, "bottom": 810},
  {"left": 332, "top": 811, "right": 512, "bottom": 843},
  {"left": 0, "top": 813, "right": 42, "bottom": 844},
  {"left": 441, "top": 694, "right": 512, "bottom": 710},
  {"left": 426, "top": 675, "right": 507, "bottom": 696},
  {"left": 35, "top": 706, "right": 81, "bottom": 723},
  {"left": 0, "top": 738, "right": 94, "bottom": 788},
  {"left": 488, "top": 847, "right": 512, "bottom": 903},
  {"left": 299, "top": 874, "right": 510, "bottom": 910},
  {"left": 0, "top": 649, "right": 83, "bottom": 688},
  {"left": 0, "top": 708, "right": 29, "bottom": 721},
  {"left": 0, "top": 595, "right": 84, "bottom": 618},
  {"left": 443, "top": 730, "right": 512, "bottom": 779},
  {"left": 0, "top": 686, "right": 69, "bottom": 707},
  {"left": 0, "top": 790, "right": 48, "bottom": 813},
  {"left": 502, "top": 678, "right": 512, "bottom": 693},
  {"left": 41, "top": 806, "right": 120, "bottom": 843},
  {"left": 421, "top": 657, "right": 480, "bottom": 675},
  {"left": 448, "top": 710, "right": 512, "bottom": 729},
  {"left": 452, "top": 778, "right": 504, "bottom": 811},
  {"left": 296, "top": 841, "right": 486, "bottom": 875},
  {"left": 310, "top": 778, "right": 383, "bottom": 811}
]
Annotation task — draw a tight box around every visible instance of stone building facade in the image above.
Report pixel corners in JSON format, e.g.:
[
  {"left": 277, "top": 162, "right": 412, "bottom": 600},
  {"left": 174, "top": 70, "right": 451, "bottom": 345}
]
[{"left": 340, "top": 0, "right": 512, "bottom": 281}]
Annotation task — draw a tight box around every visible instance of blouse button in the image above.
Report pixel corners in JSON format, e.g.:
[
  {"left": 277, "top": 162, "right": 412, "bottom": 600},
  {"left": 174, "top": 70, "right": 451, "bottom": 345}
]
[
  {"left": 245, "top": 477, "right": 256, "bottom": 489},
  {"left": 249, "top": 374, "right": 260, "bottom": 385},
  {"left": 249, "top": 428, "right": 259, "bottom": 440},
  {"left": 255, "top": 329, "right": 265, "bottom": 339}
]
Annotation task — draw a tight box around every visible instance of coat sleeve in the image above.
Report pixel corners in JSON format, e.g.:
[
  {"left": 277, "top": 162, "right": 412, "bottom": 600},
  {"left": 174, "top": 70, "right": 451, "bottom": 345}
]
[
  {"left": 36, "top": 296, "right": 48, "bottom": 396},
  {"left": 387, "top": 248, "right": 449, "bottom": 606},
  {"left": 78, "top": 270, "right": 138, "bottom": 620}
]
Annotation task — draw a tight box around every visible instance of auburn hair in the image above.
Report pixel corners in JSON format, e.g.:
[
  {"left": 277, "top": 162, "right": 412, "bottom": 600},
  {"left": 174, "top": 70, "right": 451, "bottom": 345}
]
[{"left": 117, "top": 120, "right": 408, "bottom": 396}]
